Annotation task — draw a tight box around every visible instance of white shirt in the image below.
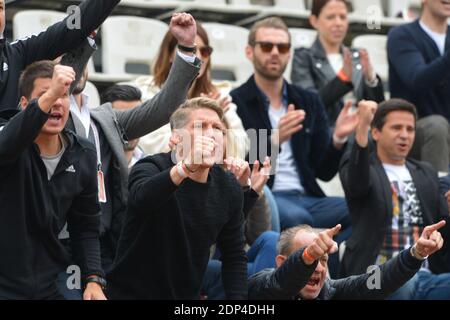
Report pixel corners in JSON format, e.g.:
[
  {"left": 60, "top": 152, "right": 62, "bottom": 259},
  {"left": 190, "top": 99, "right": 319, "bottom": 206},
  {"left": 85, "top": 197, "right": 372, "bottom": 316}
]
[
  {"left": 327, "top": 53, "right": 343, "bottom": 74},
  {"left": 419, "top": 20, "right": 447, "bottom": 56},
  {"left": 268, "top": 105, "right": 304, "bottom": 193},
  {"left": 70, "top": 93, "right": 91, "bottom": 138}
]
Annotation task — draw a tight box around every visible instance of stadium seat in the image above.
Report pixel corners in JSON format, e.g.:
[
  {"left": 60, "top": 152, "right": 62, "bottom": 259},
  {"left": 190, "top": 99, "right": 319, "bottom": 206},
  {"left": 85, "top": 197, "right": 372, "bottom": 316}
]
[
  {"left": 101, "top": 16, "right": 168, "bottom": 76},
  {"left": 13, "top": 9, "right": 97, "bottom": 74},
  {"left": 348, "top": 0, "right": 385, "bottom": 16},
  {"left": 352, "top": 34, "right": 388, "bottom": 84},
  {"left": 284, "top": 28, "right": 317, "bottom": 82},
  {"left": 202, "top": 22, "right": 253, "bottom": 84},
  {"left": 274, "top": 0, "right": 306, "bottom": 11},
  {"left": 289, "top": 28, "right": 317, "bottom": 49},
  {"left": 13, "top": 9, "right": 66, "bottom": 40}
]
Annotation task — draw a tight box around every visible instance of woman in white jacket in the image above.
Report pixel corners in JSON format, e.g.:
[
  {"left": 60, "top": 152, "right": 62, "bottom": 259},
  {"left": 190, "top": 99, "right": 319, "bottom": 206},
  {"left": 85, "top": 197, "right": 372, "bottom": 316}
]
[{"left": 135, "top": 23, "right": 248, "bottom": 158}]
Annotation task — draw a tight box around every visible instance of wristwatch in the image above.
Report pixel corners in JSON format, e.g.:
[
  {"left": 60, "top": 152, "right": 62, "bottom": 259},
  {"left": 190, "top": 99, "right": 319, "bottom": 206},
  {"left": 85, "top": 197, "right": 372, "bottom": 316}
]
[
  {"left": 177, "top": 44, "right": 197, "bottom": 53},
  {"left": 84, "top": 276, "right": 107, "bottom": 290}
]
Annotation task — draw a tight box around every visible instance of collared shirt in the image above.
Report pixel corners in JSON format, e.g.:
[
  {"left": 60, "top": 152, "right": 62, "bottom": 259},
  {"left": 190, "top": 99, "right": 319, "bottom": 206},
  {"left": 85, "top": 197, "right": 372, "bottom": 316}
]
[{"left": 70, "top": 93, "right": 91, "bottom": 138}]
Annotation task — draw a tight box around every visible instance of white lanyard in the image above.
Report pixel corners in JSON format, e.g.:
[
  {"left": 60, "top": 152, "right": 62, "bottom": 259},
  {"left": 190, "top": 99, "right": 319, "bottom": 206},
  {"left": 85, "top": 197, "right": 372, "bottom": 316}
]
[{"left": 90, "top": 121, "right": 102, "bottom": 171}]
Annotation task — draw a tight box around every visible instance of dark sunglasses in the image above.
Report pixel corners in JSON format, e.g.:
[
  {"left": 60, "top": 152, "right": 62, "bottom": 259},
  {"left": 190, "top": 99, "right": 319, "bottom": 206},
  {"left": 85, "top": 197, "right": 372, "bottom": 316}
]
[
  {"left": 198, "top": 45, "right": 213, "bottom": 58},
  {"left": 255, "top": 41, "right": 291, "bottom": 54}
]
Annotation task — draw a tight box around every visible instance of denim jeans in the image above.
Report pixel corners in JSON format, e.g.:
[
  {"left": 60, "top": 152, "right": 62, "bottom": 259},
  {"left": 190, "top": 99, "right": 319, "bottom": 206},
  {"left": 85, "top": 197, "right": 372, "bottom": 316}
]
[
  {"left": 389, "top": 269, "right": 450, "bottom": 300},
  {"left": 201, "top": 231, "right": 279, "bottom": 300},
  {"left": 272, "top": 191, "right": 351, "bottom": 278},
  {"left": 264, "top": 186, "right": 281, "bottom": 233}
]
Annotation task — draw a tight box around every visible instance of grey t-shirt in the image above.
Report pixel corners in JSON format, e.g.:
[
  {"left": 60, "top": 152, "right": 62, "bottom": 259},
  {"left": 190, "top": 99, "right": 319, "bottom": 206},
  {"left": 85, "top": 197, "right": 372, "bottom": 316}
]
[{"left": 41, "top": 135, "right": 67, "bottom": 180}]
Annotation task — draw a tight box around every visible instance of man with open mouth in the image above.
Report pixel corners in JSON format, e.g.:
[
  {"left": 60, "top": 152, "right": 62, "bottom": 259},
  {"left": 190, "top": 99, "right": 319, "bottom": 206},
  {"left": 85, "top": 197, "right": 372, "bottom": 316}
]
[{"left": 0, "top": 61, "right": 105, "bottom": 300}]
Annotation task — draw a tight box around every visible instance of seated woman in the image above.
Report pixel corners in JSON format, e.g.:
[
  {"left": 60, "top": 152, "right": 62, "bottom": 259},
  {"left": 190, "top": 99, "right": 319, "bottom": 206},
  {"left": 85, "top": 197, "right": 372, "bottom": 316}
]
[
  {"left": 291, "top": 0, "right": 384, "bottom": 124},
  {"left": 135, "top": 23, "right": 248, "bottom": 158}
]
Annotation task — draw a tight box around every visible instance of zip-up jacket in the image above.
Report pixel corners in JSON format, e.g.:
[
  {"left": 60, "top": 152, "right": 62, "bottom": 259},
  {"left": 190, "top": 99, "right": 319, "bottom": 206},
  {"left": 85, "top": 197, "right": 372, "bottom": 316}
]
[{"left": 0, "top": 101, "right": 102, "bottom": 299}]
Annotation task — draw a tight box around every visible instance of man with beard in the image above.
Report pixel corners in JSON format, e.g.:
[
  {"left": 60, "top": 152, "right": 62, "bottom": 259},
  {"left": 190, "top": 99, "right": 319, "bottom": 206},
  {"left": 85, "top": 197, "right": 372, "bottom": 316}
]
[{"left": 230, "top": 17, "right": 357, "bottom": 277}]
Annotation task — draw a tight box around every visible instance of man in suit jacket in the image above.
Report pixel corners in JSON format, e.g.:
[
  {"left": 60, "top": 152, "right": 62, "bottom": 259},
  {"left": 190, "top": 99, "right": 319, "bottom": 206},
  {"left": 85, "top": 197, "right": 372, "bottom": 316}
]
[
  {"left": 340, "top": 98, "right": 450, "bottom": 299},
  {"left": 388, "top": 0, "right": 450, "bottom": 172},
  {"left": 58, "top": 13, "right": 201, "bottom": 276},
  {"left": 230, "top": 17, "right": 358, "bottom": 277}
]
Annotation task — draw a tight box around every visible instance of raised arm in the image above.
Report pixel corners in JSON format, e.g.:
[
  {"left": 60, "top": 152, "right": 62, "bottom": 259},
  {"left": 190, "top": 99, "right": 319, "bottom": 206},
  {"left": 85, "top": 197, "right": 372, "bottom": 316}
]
[{"left": 14, "top": 0, "right": 120, "bottom": 65}]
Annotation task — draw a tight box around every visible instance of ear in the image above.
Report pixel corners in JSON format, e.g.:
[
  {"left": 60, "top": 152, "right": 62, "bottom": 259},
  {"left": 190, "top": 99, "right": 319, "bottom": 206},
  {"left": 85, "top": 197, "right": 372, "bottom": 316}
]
[
  {"left": 245, "top": 45, "right": 254, "bottom": 62},
  {"left": 20, "top": 96, "right": 29, "bottom": 110},
  {"left": 275, "top": 255, "right": 287, "bottom": 268},
  {"left": 371, "top": 127, "right": 380, "bottom": 142},
  {"left": 309, "top": 15, "right": 318, "bottom": 30}
]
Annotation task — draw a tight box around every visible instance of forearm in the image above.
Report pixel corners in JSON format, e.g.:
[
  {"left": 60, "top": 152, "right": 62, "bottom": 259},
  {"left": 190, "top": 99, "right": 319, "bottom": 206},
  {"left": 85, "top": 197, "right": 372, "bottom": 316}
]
[
  {"left": 68, "top": 210, "right": 104, "bottom": 279},
  {"left": 118, "top": 54, "right": 200, "bottom": 140},
  {"left": 339, "top": 142, "right": 371, "bottom": 197},
  {"left": 318, "top": 77, "right": 353, "bottom": 108},
  {"left": 130, "top": 168, "right": 179, "bottom": 210}
]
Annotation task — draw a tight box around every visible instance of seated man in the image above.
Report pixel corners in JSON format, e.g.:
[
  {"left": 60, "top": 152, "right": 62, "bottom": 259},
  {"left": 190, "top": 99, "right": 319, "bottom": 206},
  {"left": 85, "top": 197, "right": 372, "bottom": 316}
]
[
  {"left": 0, "top": 61, "right": 105, "bottom": 300},
  {"left": 340, "top": 99, "right": 450, "bottom": 299},
  {"left": 249, "top": 222, "right": 445, "bottom": 300},
  {"left": 231, "top": 17, "right": 359, "bottom": 277},
  {"left": 107, "top": 97, "right": 247, "bottom": 300}
]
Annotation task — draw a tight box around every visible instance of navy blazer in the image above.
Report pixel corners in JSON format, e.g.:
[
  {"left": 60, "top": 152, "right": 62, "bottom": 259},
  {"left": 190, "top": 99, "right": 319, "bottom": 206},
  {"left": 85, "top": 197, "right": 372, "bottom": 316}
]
[
  {"left": 388, "top": 20, "right": 450, "bottom": 120},
  {"left": 231, "top": 76, "right": 344, "bottom": 198}
]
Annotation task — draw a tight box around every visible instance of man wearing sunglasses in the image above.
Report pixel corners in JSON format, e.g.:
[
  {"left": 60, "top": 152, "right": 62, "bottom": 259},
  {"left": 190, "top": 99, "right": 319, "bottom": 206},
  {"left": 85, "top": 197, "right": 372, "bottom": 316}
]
[{"left": 231, "top": 17, "right": 358, "bottom": 278}]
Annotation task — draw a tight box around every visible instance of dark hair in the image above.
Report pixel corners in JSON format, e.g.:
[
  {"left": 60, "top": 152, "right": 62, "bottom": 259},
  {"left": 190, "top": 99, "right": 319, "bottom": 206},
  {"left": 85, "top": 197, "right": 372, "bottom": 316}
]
[
  {"left": 101, "top": 84, "right": 142, "bottom": 104},
  {"left": 19, "top": 60, "right": 56, "bottom": 99},
  {"left": 152, "top": 23, "right": 215, "bottom": 99},
  {"left": 311, "top": 0, "right": 349, "bottom": 17},
  {"left": 372, "top": 99, "right": 418, "bottom": 131},
  {"left": 248, "top": 17, "right": 291, "bottom": 46}
]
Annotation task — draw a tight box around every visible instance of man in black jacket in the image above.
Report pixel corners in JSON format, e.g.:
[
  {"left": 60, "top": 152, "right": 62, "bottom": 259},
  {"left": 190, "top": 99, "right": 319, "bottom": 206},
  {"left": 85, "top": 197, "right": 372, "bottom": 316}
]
[
  {"left": 0, "top": 0, "right": 120, "bottom": 111},
  {"left": 230, "top": 17, "right": 358, "bottom": 277},
  {"left": 249, "top": 221, "right": 445, "bottom": 300},
  {"left": 107, "top": 97, "right": 247, "bottom": 300},
  {"left": 340, "top": 98, "right": 450, "bottom": 299},
  {"left": 0, "top": 61, "right": 105, "bottom": 299}
]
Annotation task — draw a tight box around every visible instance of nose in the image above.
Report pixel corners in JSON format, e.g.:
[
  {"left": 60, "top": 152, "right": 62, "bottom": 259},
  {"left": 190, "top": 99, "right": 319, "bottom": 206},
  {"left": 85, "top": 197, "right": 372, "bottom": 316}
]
[
  {"left": 315, "top": 261, "right": 326, "bottom": 274},
  {"left": 270, "top": 44, "right": 280, "bottom": 56},
  {"left": 399, "top": 128, "right": 409, "bottom": 138}
]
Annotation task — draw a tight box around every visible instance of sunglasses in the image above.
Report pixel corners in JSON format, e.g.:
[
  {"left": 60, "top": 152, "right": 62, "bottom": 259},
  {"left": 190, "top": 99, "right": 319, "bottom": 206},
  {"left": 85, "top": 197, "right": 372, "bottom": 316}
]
[
  {"left": 198, "top": 45, "right": 213, "bottom": 58},
  {"left": 255, "top": 41, "right": 291, "bottom": 54}
]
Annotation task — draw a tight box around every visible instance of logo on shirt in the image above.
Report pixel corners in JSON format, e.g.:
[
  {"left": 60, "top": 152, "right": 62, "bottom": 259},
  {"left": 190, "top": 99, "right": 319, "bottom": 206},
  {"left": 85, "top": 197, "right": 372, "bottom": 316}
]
[
  {"left": 65, "top": 165, "right": 76, "bottom": 173},
  {"left": 3, "top": 63, "right": 8, "bottom": 71}
]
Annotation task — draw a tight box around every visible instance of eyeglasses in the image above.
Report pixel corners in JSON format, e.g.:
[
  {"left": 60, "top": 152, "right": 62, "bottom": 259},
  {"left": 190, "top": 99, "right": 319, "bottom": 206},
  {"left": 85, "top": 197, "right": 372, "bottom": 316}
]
[
  {"left": 254, "top": 41, "right": 291, "bottom": 54},
  {"left": 198, "top": 45, "right": 213, "bottom": 58}
]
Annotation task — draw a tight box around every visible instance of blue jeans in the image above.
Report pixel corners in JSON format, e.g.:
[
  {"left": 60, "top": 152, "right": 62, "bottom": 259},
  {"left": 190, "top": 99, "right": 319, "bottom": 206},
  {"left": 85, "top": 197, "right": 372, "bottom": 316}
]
[
  {"left": 272, "top": 191, "right": 351, "bottom": 242},
  {"left": 201, "top": 231, "right": 279, "bottom": 300},
  {"left": 264, "top": 186, "right": 281, "bottom": 233},
  {"left": 273, "top": 191, "right": 351, "bottom": 278},
  {"left": 389, "top": 269, "right": 450, "bottom": 300}
]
